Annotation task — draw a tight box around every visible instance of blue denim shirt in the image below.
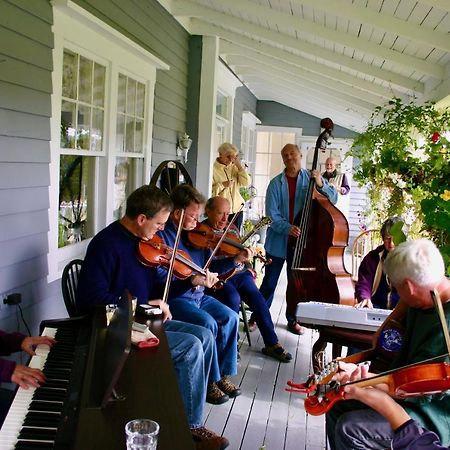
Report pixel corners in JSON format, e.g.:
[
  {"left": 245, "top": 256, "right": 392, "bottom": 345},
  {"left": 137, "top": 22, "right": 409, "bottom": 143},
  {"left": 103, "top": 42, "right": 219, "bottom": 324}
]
[{"left": 264, "top": 169, "right": 338, "bottom": 259}]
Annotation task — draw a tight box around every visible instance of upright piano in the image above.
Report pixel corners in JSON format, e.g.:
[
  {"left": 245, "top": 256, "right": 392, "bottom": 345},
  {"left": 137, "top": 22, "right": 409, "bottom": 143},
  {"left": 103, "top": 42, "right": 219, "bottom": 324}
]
[{"left": 0, "top": 301, "right": 194, "bottom": 450}]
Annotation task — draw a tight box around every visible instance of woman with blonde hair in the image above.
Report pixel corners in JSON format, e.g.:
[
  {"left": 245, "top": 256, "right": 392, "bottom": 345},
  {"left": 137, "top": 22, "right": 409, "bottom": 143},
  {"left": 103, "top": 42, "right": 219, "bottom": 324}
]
[{"left": 211, "top": 143, "right": 250, "bottom": 230}]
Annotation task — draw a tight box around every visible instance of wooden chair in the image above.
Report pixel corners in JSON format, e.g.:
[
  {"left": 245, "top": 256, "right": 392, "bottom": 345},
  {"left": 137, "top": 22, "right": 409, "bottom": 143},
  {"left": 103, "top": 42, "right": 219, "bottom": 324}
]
[
  {"left": 150, "top": 160, "right": 193, "bottom": 194},
  {"left": 61, "top": 259, "right": 83, "bottom": 317},
  {"left": 351, "top": 229, "right": 380, "bottom": 281}
]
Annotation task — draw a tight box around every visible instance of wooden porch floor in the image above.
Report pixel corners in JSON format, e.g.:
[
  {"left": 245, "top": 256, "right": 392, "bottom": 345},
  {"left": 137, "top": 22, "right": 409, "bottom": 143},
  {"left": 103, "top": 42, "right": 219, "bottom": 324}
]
[{"left": 204, "top": 270, "right": 329, "bottom": 450}]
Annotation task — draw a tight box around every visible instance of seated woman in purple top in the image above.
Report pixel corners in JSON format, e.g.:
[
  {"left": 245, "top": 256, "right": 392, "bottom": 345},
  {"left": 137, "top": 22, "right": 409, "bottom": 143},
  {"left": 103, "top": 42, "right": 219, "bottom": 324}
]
[{"left": 355, "top": 218, "right": 401, "bottom": 310}]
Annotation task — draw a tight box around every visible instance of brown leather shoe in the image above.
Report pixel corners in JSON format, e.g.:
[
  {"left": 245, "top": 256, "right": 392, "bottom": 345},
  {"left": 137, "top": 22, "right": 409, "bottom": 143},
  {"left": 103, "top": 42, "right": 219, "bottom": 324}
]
[
  {"left": 206, "top": 382, "right": 229, "bottom": 405},
  {"left": 191, "top": 426, "right": 229, "bottom": 450},
  {"left": 287, "top": 320, "right": 306, "bottom": 335},
  {"left": 217, "top": 376, "right": 241, "bottom": 398}
]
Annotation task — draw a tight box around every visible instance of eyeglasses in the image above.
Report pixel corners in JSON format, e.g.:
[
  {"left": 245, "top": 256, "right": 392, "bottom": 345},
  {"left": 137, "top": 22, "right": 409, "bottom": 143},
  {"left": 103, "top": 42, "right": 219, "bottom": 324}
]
[{"left": 184, "top": 212, "right": 199, "bottom": 222}]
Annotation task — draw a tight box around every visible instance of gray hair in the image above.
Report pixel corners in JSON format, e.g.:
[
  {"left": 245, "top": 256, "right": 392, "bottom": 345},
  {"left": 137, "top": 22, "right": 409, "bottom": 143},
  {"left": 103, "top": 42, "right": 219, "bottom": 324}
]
[
  {"left": 380, "top": 217, "right": 402, "bottom": 239},
  {"left": 384, "top": 239, "right": 445, "bottom": 288},
  {"left": 218, "top": 142, "right": 238, "bottom": 156}
]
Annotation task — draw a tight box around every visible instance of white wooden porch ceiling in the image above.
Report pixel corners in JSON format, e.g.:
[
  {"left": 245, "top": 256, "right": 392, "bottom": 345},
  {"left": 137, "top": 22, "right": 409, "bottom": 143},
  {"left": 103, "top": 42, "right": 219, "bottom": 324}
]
[{"left": 161, "top": 0, "right": 450, "bottom": 132}]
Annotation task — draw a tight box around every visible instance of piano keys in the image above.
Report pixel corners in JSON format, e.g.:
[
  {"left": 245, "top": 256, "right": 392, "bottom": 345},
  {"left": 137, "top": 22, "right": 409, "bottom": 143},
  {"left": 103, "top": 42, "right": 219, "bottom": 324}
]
[{"left": 296, "top": 301, "right": 390, "bottom": 332}]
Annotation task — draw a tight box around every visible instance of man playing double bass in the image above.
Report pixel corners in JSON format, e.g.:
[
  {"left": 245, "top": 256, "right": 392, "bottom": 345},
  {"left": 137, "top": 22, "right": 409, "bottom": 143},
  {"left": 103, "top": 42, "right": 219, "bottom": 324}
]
[{"left": 257, "top": 141, "right": 338, "bottom": 335}]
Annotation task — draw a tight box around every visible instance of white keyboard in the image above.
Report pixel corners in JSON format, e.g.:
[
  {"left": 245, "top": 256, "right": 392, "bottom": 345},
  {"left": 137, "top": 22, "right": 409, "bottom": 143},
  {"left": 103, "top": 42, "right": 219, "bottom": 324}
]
[
  {"left": 296, "top": 301, "right": 390, "bottom": 332},
  {"left": 0, "top": 327, "right": 57, "bottom": 449}
]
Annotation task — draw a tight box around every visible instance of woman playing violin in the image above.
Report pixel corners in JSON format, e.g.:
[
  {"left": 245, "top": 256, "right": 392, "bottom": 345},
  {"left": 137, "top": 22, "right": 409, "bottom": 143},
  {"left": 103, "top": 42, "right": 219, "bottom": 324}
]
[
  {"left": 202, "top": 196, "right": 292, "bottom": 363},
  {"left": 155, "top": 184, "right": 244, "bottom": 406},
  {"left": 326, "top": 239, "right": 450, "bottom": 450}
]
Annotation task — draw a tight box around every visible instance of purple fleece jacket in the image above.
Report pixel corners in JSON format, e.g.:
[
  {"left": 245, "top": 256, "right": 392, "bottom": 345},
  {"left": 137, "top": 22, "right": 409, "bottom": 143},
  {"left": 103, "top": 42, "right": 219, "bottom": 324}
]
[{"left": 0, "top": 330, "right": 26, "bottom": 382}]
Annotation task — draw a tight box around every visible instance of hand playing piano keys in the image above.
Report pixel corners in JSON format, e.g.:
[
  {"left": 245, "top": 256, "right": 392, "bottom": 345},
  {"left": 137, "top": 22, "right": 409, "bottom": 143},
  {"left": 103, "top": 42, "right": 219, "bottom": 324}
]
[
  {"left": 20, "top": 335, "right": 56, "bottom": 357},
  {"left": 12, "top": 336, "right": 56, "bottom": 389}
]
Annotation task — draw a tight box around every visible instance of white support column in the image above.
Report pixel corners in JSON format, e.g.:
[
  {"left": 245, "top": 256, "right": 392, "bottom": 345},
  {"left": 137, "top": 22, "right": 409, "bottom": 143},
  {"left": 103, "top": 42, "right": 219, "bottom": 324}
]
[{"left": 196, "top": 36, "right": 219, "bottom": 197}]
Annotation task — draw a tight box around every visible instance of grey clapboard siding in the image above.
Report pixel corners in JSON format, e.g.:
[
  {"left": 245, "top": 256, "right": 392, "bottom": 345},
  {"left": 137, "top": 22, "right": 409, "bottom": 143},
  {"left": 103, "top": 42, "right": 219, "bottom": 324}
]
[{"left": 0, "top": 0, "right": 54, "bottom": 331}]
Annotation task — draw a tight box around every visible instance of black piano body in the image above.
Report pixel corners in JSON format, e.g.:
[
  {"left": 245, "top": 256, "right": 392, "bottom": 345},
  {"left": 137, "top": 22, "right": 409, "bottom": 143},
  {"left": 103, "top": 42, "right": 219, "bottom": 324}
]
[{"left": 0, "top": 306, "right": 194, "bottom": 450}]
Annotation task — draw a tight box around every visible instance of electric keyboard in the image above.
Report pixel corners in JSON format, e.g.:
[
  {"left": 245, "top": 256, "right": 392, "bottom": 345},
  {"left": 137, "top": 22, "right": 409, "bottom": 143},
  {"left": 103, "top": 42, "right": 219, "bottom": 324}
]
[{"left": 296, "top": 301, "right": 390, "bottom": 332}]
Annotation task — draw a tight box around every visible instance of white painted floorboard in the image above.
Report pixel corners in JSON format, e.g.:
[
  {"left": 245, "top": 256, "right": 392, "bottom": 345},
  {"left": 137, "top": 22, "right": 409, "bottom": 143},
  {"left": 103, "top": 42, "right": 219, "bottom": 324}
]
[{"left": 204, "top": 270, "right": 329, "bottom": 450}]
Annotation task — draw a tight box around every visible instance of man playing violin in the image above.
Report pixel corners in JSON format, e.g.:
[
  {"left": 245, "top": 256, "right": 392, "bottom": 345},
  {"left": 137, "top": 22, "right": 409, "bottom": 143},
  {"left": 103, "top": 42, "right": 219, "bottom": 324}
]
[
  {"left": 76, "top": 185, "right": 229, "bottom": 450},
  {"left": 326, "top": 238, "right": 450, "bottom": 450},
  {"left": 156, "top": 184, "right": 242, "bottom": 406},
  {"left": 203, "top": 196, "right": 293, "bottom": 363}
]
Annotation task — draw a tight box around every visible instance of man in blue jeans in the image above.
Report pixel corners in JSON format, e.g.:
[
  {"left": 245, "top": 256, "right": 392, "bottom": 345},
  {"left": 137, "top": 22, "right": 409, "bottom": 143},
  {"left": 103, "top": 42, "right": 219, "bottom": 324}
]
[
  {"left": 156, "top": 184, "right": 241, "bottom": 406},
  {"left": 251, "top": 143, "right": 337, "bottom": 334},
  {"left": 76, "top": 184, "right": 229, "bottom": 450}
]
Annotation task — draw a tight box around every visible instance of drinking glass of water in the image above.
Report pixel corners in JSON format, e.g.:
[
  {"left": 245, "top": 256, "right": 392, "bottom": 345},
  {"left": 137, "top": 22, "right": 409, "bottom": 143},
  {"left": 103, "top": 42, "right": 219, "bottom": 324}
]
[{"left": 125, "top": 419, "right": 159, "bottom": 450}]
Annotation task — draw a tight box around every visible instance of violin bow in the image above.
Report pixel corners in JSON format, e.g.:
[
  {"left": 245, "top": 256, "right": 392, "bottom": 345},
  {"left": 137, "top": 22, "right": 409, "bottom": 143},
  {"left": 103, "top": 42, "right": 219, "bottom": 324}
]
[
  {"left": 203, "top": 203, "right": 245, "bottom": 271},
  {"left": 431, "top": 289, "right": 450, "bottom": 357},
  {"left": 161, "top": 209, "right": 185, "bottom": 303}
]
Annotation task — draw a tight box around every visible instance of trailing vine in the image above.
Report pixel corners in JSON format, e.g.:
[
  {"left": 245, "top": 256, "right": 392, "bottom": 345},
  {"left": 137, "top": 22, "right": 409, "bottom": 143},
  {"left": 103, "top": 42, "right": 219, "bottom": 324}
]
[{"left": 349, "top": 97, "right": 450, "bottom": 270}]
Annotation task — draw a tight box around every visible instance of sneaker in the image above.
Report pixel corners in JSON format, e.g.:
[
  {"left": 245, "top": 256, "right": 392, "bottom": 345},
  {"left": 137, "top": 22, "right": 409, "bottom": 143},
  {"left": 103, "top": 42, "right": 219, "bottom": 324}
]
[
  {"left": 287, "top": 320, "right": 306, "bottom": 335},
  {"left": 191, "top": 426, "right": 229, "bottom": 450},
  {"left": 262, "top": 343, "right": 293, "bottom": 362},
  {"left": 217, "top": 376, "right": 241, "bottom": 398},
  {"left": 248, "top": 319, "right": 257, "bottom": 332},
  {"left": 206, "top": 382, "right": 229, "bottom": 405}
]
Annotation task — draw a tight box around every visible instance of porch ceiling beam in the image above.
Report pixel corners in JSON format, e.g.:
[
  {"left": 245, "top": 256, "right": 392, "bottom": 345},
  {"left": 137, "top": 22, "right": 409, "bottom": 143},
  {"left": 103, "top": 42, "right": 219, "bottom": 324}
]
[
  {"left": 193, "top": 19, "right": 424, "bottom": 94},
  {"left": 226, "top": 54, "right": 382, "bottom": 109},
  {"left": 287, "top": 0, "right": 450, "bottom": 53},
  {"left": 417, "top": 0, "right": 450, "bottom": 14},
  {"left": 221, "top": 40, "right": 405, "bottom": 102},
  {"left": 253, "top": 84, "right": 368, "bottom": 131},
  {"left": 173, "top": 0, "right": 444, "bottom": 79},
  {"left": 243, "top": 72, "right": 374, "bottom": 116}
]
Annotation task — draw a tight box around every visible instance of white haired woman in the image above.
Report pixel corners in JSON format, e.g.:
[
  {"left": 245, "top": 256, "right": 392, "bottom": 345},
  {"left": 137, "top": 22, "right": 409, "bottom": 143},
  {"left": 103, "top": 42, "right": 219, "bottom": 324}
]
[{"left": 211, "top": 143, "right": 250, "bottom": 231}]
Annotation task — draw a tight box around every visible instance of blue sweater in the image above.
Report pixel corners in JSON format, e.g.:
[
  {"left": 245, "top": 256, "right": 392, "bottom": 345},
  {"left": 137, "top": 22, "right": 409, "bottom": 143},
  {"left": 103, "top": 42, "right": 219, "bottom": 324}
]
[{"left": 76, "top": 221, "right": 166, "bottom": 313}]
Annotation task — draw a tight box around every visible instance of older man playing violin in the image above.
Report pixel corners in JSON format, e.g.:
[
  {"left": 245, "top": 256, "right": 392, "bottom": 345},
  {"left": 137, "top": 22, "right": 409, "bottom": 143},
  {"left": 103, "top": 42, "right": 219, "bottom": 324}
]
[
  {"left": 156, "top": 184, "right": 244, "bottom": 406},
  {"left": 326, "top": 239, "right": 450, "bottom": 450},
  {"left": 203, "top": 196, "right": 292, "bottom": 363}
]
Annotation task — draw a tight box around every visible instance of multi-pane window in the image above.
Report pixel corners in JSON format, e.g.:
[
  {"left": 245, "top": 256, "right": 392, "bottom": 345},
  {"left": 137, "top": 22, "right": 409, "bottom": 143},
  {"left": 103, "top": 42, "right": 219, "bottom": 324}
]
[
  {"left": 59, "top": 50, "right": 105, "bottom": 247},
  {"left": 60, "top": 50, "right": 105, "bottom": 151}
]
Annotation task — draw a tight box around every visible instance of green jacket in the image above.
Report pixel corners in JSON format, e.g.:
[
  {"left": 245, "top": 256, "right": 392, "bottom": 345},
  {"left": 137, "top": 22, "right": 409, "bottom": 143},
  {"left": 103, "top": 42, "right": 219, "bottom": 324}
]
[{"left": 391, "top": 301, "right": 450, "bottom": 445}]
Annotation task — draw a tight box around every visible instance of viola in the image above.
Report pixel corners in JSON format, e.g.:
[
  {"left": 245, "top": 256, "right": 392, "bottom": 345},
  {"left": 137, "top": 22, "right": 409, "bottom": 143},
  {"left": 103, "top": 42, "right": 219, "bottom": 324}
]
[
  {"left": 303, "top": 356, "right": 450, "bottom": 416},
  {"left": 187, "top": 223, "right": 271, "bottom": 265}
]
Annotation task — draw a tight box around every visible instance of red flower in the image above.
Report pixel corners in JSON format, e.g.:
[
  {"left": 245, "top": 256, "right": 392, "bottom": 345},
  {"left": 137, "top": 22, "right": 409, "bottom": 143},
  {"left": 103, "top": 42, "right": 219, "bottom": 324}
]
[{"left": 431, "top": 132, "right": 440, "bottom": 143}]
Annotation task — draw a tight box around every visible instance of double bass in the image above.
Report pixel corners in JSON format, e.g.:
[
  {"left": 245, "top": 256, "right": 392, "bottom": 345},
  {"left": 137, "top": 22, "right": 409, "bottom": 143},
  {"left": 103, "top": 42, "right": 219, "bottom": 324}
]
[{"left": 287, "top": 118, "right": 354, "bottom": 310}]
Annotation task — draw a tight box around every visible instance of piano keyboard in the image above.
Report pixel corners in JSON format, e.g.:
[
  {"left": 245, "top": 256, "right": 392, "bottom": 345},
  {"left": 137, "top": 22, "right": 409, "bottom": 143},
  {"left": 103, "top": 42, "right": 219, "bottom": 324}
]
[
  {"left": 0, "top": 326, "right": 80, "bottom": 450},
  {"left": 296, "top": 301, "right": 390, "bottom": 332}
]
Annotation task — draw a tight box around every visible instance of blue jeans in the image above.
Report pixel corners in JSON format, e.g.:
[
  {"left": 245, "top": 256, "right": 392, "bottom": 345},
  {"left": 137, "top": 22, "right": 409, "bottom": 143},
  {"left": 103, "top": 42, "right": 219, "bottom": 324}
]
[
  {"left": 164, "top": 320, "right": 214, "bottom": 428},
  {"left": 326, "top": 400, "right": 394, "bottom": 449},
  {"left": 168, "top": 295, "right": 239, "bottom": 384},
  {"left": 211, "top": 270, "right": 278, "bottom": 347}
]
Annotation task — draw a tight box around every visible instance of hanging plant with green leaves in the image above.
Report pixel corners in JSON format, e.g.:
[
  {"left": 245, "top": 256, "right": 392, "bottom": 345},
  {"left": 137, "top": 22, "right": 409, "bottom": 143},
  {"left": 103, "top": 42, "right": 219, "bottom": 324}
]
[{"left": 349, "top": 97, "right": 450, "bottom": 270}]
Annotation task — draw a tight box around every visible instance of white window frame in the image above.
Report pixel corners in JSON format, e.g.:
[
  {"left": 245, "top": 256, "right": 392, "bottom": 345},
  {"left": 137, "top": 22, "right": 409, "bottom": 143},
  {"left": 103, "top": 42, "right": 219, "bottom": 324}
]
[{"left": 48, "top": 0, "right": 168, "bottom": 282}]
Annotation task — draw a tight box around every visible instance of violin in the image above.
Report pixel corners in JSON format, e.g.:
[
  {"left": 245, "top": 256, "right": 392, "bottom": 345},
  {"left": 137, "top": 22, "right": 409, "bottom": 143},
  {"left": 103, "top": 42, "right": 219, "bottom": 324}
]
[
  {"left": 303, "top": 357, "right": 450, "bottom": 416},
  {"left": 137, "top": 235, "right": 225, "bottom": 288},
  {"left": 187, "top": 223, "right": 271, "bottom": 266}
]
